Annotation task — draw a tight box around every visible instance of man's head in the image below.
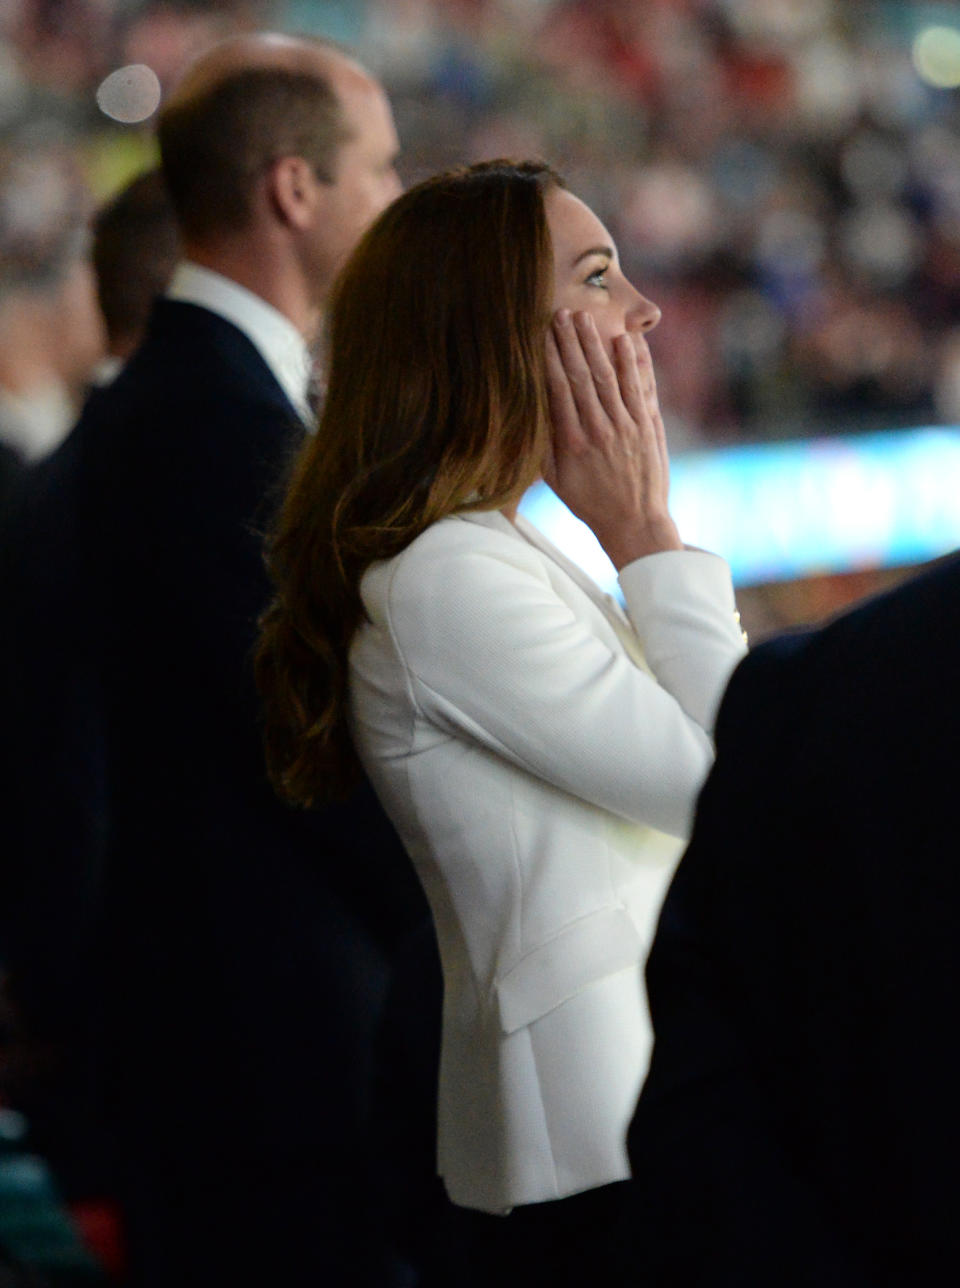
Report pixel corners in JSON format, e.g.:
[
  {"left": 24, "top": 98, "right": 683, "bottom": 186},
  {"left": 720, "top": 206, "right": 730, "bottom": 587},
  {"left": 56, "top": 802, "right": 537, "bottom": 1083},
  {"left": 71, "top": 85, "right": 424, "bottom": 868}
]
[{"left": 157, "top": 34, "right": 401, "bottom": 314}]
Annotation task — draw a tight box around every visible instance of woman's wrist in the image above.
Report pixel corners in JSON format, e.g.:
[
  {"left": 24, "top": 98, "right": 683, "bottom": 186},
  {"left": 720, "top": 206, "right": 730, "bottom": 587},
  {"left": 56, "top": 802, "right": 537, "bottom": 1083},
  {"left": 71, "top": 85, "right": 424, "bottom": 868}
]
[{"left": 600, "top": 516, "right": 683, "bottom": 570}]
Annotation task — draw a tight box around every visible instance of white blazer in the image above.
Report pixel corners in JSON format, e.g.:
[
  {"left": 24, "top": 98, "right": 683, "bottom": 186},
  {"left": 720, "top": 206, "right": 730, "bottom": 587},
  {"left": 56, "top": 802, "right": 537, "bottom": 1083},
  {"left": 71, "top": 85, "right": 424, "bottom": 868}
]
[{"left": 349, "top": 508, "right": 747, "bottom": 1214}]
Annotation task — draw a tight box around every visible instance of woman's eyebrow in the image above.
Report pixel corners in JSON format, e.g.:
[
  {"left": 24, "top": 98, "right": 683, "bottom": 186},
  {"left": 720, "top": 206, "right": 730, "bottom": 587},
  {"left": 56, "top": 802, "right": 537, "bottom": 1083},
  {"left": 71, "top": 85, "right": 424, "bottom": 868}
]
[{"left": 572, "top": 245, "right": 614, "bottom": 266}]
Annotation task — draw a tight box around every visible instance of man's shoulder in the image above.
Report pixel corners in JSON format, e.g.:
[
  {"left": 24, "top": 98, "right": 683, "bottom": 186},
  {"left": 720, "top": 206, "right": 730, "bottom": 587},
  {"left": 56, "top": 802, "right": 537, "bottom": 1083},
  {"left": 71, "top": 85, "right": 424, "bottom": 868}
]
[
  {"left": 80, "top": 303, "right": 303, "bottom": 459},
  {"left": 103, "top": 299, "right": 292, "bottom": 415},
  {"left": 774, "top": 550, "right": 960, "bottom": 697},
  {"left": 117, "top": 300, "right": 273, "bottom": 396},
  {"left": 716, "top": 550, "right": 960, "bottom": 761},
  {"left": 735, "top": 552, "right": 960, "bottom": 687},
  {"left": 827, "top": 550, "right": 960, "bottom": 649},
  {"left": 712, "top": 626, "right": 816, "bottom": 758}
]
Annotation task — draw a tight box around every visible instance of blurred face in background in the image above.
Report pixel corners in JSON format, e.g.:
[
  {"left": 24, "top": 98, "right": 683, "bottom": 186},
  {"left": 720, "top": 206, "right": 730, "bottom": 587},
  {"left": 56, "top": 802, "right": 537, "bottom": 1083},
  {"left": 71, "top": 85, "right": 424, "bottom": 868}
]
[
  {"left": 548, "top": 187, "right": 661, "bottom": 355},
  {"left": 51, "top": 255, "right": 107, "bottom": 388}
]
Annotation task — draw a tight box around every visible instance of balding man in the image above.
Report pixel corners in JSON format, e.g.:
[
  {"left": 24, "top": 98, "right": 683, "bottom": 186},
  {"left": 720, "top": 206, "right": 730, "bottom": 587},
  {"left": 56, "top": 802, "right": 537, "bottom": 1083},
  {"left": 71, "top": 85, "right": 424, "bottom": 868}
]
[
  {"left": 3, "top": 33, "right": 430, "bottom": 1287},
  {"left": 157, "top": 32, "right": 401, "bottom": 366}
]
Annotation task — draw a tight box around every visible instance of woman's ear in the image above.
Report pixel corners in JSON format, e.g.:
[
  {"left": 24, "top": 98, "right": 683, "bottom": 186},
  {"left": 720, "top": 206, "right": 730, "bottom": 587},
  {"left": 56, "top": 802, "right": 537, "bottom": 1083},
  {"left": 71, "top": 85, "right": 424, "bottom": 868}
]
[{"left": 266, "top": 155, "right": 321, "bottom": 231}]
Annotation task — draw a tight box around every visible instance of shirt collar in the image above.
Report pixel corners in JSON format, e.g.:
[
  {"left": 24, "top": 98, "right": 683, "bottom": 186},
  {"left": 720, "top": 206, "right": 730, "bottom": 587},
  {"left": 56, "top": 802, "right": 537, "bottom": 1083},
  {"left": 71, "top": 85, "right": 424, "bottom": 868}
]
[
  {"left": 167, "top": 261, "right": 313, "bottom": 425},
  {"left": 88, "top": 355, "right": 125, "bottom": 388},
  {"left": 0, "top": 381, "right": 75, "bottom": 461}
]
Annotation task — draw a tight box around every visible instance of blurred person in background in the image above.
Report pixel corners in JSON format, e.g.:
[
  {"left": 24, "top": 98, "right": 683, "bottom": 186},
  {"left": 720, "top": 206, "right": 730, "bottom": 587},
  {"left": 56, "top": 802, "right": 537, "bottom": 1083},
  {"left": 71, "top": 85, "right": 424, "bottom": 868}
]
[
  {"left": 0, "top": 163, "right": 179, "bottom": 1282},
  {"left": 627, "top": 555, "right": 960, "bottom": 1283},
  {"left": 1, "top": 30, "right": 431, "bottom": 1288},
  {"left": 0, "top": 137, "right": 105, "bottom": 509},
  {"left": 88, "top": 165, "right": 180, "bottom": 387},
  {"left": 0, "top": 138, "right": 108, "bottom": 1245},
  {"left": 257, "top": 159, "right": 747, "bottom": 1287}
]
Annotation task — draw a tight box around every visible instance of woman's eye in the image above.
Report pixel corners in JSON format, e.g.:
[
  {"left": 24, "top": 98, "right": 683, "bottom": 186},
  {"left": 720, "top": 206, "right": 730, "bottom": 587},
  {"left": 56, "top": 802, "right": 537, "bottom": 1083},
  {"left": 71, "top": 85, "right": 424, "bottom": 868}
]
[{"left": 585, "top": 266, "right": 608, "bottom": 288}]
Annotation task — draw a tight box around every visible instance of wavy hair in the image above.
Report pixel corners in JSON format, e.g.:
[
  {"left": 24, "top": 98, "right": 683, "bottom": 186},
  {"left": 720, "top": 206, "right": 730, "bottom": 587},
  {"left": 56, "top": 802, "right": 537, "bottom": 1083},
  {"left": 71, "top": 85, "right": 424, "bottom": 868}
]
[{"left": 257, "top": 159, "right": 563, "bottom": 806}]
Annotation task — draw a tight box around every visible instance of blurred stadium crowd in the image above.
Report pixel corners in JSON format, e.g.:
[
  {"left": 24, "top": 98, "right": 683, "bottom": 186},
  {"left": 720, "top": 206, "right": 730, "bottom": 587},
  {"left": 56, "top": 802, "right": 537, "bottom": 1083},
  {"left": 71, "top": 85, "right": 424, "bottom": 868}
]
[{"left": 4, "top": 0, "right": 960, "bottom": 466}]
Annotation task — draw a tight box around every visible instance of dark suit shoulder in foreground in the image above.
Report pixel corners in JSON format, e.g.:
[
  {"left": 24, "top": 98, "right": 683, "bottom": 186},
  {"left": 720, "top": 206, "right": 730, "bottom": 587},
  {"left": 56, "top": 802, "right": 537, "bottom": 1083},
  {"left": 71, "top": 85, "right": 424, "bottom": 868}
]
[{"left": 628, "top": 553, "right": 960, "bottom": 1287}]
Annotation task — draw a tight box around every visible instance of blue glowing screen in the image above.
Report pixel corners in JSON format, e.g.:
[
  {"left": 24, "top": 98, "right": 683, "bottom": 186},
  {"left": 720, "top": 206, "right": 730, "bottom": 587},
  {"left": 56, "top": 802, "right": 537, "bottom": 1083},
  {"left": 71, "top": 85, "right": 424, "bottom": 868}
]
[{"left": 518, "top": 427, "right": 960, "bottom": 589}]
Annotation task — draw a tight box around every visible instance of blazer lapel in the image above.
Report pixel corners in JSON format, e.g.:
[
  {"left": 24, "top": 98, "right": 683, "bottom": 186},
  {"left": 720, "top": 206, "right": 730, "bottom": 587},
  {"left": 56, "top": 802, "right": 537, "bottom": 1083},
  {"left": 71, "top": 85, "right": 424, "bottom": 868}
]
[{"left": 457, "top": 508, "right": 652, "bottom": 673}]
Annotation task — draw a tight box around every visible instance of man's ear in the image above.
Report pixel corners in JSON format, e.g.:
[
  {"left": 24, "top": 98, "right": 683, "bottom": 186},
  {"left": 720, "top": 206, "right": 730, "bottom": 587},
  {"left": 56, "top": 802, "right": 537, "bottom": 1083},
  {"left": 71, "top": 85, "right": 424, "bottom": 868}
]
[{"left": 266, "top": 156, "right": 323, "bottom": 231}]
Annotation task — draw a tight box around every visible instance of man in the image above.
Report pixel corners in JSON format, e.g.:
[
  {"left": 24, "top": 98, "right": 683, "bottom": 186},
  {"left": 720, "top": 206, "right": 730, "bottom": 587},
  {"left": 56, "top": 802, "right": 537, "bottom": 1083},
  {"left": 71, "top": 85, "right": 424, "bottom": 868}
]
[
  {"left": 627, "top": 553, "right": 960, "bottom": 1285},
  {"left": 4, "top": 33, "right": 429, "bottom": 1287}
]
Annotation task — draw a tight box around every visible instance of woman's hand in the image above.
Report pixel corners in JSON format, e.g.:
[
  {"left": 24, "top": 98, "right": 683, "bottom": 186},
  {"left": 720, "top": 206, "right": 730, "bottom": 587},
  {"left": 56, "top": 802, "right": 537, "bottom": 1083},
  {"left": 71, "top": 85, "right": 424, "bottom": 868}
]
[{"left": 543, "top": 309, "right": 683, "bottom": 569}]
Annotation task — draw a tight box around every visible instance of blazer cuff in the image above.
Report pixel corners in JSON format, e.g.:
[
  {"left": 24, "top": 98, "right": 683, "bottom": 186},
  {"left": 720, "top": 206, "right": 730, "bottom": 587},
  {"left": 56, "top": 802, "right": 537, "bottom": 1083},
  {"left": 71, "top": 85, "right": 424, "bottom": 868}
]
[{"left": 618, "top": 549, "right": 737, "bottom": 617}]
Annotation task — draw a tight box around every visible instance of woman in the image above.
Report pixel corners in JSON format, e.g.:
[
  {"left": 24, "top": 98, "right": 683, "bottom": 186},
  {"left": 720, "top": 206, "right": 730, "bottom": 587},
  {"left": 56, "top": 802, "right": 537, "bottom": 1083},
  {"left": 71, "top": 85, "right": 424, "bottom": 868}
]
[{"left": 257, "top": 160, "right": 747, "bottom": 1277}]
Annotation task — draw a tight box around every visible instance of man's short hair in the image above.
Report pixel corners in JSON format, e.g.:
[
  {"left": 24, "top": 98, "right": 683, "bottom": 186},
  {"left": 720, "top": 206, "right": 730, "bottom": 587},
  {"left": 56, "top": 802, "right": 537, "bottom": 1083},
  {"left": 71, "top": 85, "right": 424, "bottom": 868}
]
[
  {"left": 157, "top": 64, "right": 349, "bottom": 243},
  {"left": 91, "top": 167, "right": 180, "bottom": 351}
]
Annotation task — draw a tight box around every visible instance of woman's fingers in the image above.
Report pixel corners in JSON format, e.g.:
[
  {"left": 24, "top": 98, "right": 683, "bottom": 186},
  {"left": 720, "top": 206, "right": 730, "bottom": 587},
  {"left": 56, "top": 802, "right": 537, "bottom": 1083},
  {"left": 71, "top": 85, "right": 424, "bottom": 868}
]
[
  {"left": 629, "top": 331, "right": 671, "bottom": 480},
  {"left": 551, "top": 311, "right": 612, "bottom": 438},
  {"left": 549, "top": 310, "right": 670, "bottom": 494},
  {"left": 614, "top": 335, "right": 666, "bottom": 495},
  {"left": 612, "top": 332, "right": 646, "bottom": 428},
  {"left": 545, "top": 326, "right": 585, "bottom": 455},
  {"left": 544, "top": 311, "right": 681, "bottom": 561},
  {"left": 569, "top": 313, "right": 623, "bottom": 427}
]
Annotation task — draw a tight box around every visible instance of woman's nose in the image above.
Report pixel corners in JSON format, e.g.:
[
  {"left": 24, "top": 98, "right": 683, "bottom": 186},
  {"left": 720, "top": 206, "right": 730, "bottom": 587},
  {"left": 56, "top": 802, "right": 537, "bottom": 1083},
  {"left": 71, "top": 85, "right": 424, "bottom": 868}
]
[{"left": 627, "top": 292, "right": 662, "bottom": 333}]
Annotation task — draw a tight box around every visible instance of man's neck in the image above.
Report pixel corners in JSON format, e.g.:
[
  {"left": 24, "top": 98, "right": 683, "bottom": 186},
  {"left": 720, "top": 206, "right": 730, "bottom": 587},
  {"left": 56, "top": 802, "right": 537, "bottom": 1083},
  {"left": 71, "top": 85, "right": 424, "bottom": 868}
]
[{"left": 182, "top": 241, "right": 319, "bottom": 342}]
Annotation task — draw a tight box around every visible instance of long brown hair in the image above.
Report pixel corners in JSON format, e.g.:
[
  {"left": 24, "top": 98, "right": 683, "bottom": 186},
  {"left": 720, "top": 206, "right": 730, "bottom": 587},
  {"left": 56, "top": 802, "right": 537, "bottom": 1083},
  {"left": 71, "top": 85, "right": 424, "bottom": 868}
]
[{"left": 257, "top": 159, "right": 563, "bottom": 806}]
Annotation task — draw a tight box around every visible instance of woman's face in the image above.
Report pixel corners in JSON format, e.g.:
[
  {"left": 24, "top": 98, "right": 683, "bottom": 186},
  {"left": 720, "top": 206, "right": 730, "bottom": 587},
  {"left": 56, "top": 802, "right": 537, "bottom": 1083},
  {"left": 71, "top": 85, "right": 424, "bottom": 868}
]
[{"left": 547, "top": 187, "right": 660, "bottom": 354}]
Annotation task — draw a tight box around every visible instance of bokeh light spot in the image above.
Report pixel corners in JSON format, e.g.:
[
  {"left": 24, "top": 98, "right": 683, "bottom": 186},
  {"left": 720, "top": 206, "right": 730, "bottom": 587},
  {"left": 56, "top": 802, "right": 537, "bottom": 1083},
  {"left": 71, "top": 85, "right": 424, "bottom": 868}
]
[
  {"left": 913, "top": 26, "right": 960, "bottom": 90},
  {"left": 96, "top": 64, "right": 162, "bottom": 124}
]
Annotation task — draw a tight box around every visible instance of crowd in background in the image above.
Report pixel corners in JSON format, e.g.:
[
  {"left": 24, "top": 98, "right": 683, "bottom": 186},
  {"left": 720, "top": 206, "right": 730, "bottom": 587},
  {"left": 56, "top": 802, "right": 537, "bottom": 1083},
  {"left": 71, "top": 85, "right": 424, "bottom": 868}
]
[
  {"left": 2, "top": 10, "right": 958, "bottom": 667},
  {"left": 3, "top": 5, "right": 959, "bottom": 753},
  {"left": 5, "top": 0, "right": 960, "bottom": 461}
]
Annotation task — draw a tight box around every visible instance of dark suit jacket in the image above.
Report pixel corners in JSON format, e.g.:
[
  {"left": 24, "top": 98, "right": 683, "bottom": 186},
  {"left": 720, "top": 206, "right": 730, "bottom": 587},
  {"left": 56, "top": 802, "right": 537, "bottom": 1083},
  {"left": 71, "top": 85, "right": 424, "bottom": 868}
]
[
  {"left": 1, "top": 413, "right": 114, "bottom": 1200},
  {"left": 3, "top": 300, "right": 434, "bottom": 1280},
  {"left": 0, "top": 440, "right": 24, "bottom": 518},
  {"left": 627, "top": 553, "right": 960, "bottom": 1287}
]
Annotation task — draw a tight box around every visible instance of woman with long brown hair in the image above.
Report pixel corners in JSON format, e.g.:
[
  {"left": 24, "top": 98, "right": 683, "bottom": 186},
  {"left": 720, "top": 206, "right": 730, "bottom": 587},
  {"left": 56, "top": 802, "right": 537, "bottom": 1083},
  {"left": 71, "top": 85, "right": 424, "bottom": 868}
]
[{"left": 257, "top": 160, "right": 747, "bottom": 1280}]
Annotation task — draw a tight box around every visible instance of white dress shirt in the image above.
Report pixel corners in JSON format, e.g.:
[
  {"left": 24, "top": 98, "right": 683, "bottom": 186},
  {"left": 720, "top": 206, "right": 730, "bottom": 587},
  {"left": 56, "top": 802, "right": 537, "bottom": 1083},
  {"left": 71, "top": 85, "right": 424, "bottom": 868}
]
[
  {"left": 0, "top": 381, "right": 76, "bottom": 461},
  {"left": 167, "top": 261, "right": 313, "bottom": 424},
  {"left": 87, "top": 355, "right": 124, "bottom": 388}
]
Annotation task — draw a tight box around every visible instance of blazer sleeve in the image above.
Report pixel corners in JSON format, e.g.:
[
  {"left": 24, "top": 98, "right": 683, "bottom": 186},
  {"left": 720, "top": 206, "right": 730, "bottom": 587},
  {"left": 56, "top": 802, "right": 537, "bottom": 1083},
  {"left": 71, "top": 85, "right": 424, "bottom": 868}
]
[{"left": 381, "top": 530, "right": 746, "bottom": 839}]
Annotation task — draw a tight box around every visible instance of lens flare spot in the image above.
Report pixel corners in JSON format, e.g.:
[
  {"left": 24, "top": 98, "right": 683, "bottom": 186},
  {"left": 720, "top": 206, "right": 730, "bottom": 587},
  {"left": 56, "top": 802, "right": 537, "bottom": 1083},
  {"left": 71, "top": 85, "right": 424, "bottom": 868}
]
[
  {"left": 913, "top": 26, "right": 960, "bottom": 90},
  {"left": 96, "top": 65, "right": 162, "bottom": 124}
]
